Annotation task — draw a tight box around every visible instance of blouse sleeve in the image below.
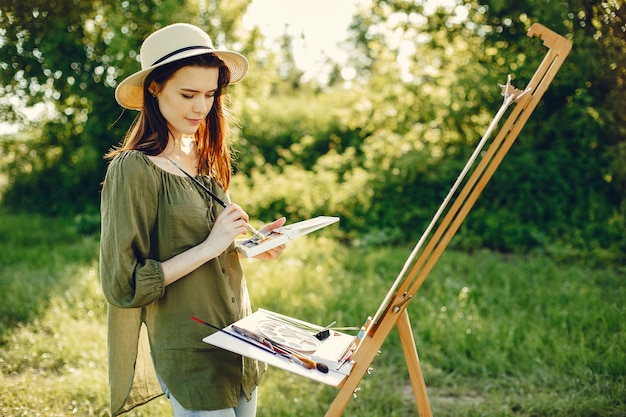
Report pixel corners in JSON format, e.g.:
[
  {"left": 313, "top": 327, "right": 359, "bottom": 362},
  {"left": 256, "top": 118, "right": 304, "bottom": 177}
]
[{"left": 99, "top": 151, "right": 165, "bottom": 308}]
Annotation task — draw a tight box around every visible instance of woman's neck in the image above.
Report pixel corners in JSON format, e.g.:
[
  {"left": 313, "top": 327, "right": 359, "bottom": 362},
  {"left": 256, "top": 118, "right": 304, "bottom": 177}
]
[{"left": 159, "top": 135, "right": 198, "bottom": 175}]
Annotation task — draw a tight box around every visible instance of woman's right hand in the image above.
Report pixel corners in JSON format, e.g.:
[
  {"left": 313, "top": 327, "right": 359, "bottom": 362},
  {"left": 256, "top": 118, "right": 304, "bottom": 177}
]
[
  {"left": 203, "top": 203, "right": 251, "bottom": 255},
  {"left": 161, "top": 203, "right": 251, "bottom": 287}
]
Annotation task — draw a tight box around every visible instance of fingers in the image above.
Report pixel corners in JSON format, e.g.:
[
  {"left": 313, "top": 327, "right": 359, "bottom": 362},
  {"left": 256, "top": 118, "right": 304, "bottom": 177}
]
[
  {"left": 219, "top": 205, "right": 287, "bottom": 241},
  {"left": 268, "top": 244, "right": 285, "bottom": 256},
  {"left": 211, "top": 204, "right": 250, "bottom": 240},
  {"left": 259, "top": 216, "right": 287, "bottom": 235},
  {"left": 235, "top": 218, "right": 248, "bottom": 234},
  {"left": 223, "top": 204, "right": 251, "bottom": 231},
  {"left": 253, "top": 243, "right": 286, "bottom": 260},
  {"left": 224, "top": 203, "right": 249, "bottom": 223},
  {"left": 272, "top": 244, "right": 286, "bottom": 257},
  {"left": 205, "top": 204, "right": 258, "bottom": 256}
]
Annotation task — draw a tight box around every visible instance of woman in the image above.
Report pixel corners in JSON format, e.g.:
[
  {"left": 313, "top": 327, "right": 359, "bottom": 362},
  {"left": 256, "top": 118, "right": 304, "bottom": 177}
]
[{"left": 100, "top": 23, "right": 285, "bottom": 417}]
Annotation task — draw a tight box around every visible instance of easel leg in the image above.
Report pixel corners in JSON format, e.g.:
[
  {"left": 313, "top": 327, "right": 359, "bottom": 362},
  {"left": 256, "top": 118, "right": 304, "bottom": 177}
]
[
  {"left": 398, "top": 309, "right": 433, "bottom": 417},
  {"left": 325, "top": 309, "right": 433, "bottom": 417},
  {"left": 324, "top": 341, "right": 380, "bottom": 417},
  {"left": 324, "top": 312, "right": 400, "bottom": 417}
]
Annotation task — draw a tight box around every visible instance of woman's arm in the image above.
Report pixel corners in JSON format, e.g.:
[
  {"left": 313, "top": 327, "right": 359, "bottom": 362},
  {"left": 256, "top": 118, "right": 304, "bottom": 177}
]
[
  {"left": 161, "top": 203, "right": 258, "bottom": 286},
  {"left": 100, "top": 153, "right": 164, "bottom": 308}
]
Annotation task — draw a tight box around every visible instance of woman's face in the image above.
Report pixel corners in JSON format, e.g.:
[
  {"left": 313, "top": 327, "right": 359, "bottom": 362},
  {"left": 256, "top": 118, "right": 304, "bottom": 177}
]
[{"left": 153, "top": 65, "right": 220, "bottom": 140}]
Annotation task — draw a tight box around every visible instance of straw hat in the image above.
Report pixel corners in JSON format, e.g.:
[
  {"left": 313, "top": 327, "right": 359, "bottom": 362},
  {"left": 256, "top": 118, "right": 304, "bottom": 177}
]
[{"left": 115, "top": 23, "right": 249, "bottom": 110}]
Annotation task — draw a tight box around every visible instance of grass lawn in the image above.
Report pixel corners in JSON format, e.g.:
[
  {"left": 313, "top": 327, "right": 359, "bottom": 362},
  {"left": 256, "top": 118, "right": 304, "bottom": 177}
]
[{"left": 0, "top": 210, "right": 624, "bottom": 416}]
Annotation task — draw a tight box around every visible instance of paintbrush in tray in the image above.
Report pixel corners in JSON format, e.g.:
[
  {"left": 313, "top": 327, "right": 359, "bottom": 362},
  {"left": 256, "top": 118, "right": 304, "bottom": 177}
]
[{"left": 191, "top": 316, "right": 329, "bottom": 373}]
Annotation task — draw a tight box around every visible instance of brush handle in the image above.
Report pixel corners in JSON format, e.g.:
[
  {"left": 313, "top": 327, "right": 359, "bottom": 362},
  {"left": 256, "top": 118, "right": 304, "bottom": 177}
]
[
  {"left": 234, "top": 325, "right": 329, "bottom": 373},
  {"left": 169, "top": 159, "right": 265, "bottom": 239},
  {"left": 191, "top": 317, "right": 277, "bottom": 356},
  {"left": 192, "top": 317, "right": 328, "bottom": 373},
  {"left": 168, "top": 158, "right": 227, "bottom": 207}
]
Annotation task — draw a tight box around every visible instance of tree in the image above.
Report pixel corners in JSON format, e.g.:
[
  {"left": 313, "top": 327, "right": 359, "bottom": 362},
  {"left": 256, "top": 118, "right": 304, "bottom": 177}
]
[
  {"left": 278, "top": 0, "right": 625, "bottom": 255},
  {"left": 461, "top": 0, "right": 625, "bottom": 255},
  {"left": 0, "top": 0, "right": 251, "bottom": 215}
]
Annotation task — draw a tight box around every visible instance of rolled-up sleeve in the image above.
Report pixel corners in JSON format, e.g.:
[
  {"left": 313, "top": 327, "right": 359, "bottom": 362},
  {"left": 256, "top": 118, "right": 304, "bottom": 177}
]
[{"left": 100, "top": 152, "right": 165, "bottom": 308}]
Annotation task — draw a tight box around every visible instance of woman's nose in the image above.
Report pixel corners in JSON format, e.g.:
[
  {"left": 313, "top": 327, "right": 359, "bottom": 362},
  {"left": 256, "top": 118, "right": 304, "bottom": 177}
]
[
  {"left": 193, "top": 97, "right": 213, "bottom": 114},
  {"left": 193, "top": 97, "right": 208, "bottom": 113}
]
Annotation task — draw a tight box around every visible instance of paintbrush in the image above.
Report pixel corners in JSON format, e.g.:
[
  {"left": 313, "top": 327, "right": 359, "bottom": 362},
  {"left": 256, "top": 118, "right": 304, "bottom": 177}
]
[
  {"left": 191, "top": 316, "right": 329, "bottom": 373},
  {"left": 168, "top": 158, "right": 267, "bottom": 241},
  {"left": 231, "top": 325, "right": 329, "bottom": 373},
  {"left": 192, "top": 316, "right": 278, "bottom": 354}
]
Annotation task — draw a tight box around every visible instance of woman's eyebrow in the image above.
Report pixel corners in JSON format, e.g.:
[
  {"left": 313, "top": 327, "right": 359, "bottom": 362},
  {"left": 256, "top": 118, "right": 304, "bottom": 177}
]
[{"left": 181, "top": 87, "right": 218, "bottom": 93}]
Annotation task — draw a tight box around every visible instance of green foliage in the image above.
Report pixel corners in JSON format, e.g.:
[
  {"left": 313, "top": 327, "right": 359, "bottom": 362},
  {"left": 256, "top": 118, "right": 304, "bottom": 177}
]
[
  {"left": 1, "top": 212, "right": 624, "bottom": 416},
  {"left": 0, "top": 0, "right": 251, "bottom": 215},
  {"left": 233, "top": 0, "right": 625, "bottom": 259},
  {"left": 456, "top": 0, "right": 626, "bottom": 256},
  {"left": 0, "top": 0, "right": 624, "bottom": 259}
]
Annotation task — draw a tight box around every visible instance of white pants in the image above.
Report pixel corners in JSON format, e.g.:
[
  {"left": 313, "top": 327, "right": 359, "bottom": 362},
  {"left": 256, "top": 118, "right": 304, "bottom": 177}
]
[{"left": 158, "top": 374, "right": 257, "bottom": 417}]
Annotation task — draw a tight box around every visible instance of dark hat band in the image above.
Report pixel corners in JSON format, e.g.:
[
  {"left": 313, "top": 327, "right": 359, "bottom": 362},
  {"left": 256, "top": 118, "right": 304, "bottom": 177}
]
[{"left": 152, "top": 45, "right": 213, "bottom": 66}]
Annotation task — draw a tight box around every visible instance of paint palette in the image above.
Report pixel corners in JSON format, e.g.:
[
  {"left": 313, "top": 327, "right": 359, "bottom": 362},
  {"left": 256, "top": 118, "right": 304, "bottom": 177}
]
[
  {"left": 256, "top": 319, "right": 320, "bottom": 353},
  {"left": 237, "top": 216, "right": 339, "bottom": 258}
]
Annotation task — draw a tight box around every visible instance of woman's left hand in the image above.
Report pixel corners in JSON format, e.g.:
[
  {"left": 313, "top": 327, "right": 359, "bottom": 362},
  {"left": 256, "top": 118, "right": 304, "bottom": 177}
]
[{"left": 252, "top": 217, "right": 287, "bottom": 261}]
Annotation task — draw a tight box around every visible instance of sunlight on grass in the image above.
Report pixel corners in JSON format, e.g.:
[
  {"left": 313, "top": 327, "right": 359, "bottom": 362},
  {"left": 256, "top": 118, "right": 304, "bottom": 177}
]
[
  {"left": 0, "top": 266, "right": 110, "bottom": 415},
  {"left": 1, "top": 211, "right": 624, "bottom": 416},
  {"left": 0, "top": 261, "right": 172, "bottom": 417}
]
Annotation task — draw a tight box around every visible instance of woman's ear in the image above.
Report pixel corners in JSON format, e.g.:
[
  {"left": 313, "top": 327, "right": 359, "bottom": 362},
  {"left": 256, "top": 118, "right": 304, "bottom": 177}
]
[{"left": 148, "top": 81, "right": 159, "bottom": 96}]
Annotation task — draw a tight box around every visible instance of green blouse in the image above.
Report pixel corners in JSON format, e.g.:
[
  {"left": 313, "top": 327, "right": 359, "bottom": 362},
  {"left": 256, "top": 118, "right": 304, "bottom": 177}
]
[{"left": 99, "top": 151, "right": 265, "bottom": 416}]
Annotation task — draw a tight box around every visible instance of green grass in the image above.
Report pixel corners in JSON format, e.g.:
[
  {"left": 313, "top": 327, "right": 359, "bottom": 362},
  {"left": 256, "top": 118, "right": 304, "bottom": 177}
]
[{"left": 1, "top": 210, "right": 624, "bottom": 416}]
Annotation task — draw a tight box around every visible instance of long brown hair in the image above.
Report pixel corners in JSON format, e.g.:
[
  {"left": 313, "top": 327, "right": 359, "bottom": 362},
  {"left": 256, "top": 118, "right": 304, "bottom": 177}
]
[{"left": 106, "top": 54, "right": 234, "bottom": 190}]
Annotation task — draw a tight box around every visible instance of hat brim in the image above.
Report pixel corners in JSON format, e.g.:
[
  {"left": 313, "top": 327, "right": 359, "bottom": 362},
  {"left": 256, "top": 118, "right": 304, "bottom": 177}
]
[{"left": 115, "top": 49, "right": 248, "bottom": 110}]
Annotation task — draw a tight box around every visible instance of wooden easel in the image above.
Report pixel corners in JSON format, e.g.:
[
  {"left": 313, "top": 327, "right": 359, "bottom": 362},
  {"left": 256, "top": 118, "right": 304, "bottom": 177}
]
[{"left": 324, "top": 23, "right": 572, "bottom": 417}]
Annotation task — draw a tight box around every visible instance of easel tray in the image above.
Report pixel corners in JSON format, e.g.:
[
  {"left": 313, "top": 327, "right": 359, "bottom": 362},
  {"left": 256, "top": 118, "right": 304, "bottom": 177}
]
[{"left": 203, "top": 308, "right": 355, "bottom": 387}]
